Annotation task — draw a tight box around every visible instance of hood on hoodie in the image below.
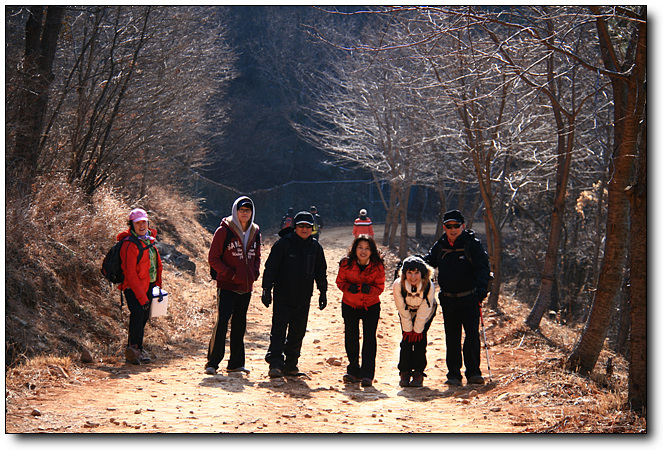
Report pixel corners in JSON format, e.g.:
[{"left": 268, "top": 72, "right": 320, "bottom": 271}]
[{"left": 227, "top": 196, "right": 256, "bottom": 250}]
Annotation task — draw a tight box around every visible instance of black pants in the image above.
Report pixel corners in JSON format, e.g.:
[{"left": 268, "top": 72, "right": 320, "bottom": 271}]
[
  {"left": 206, "top": 289, "right": 251, "bottom": 370},
  {"left": 440, "top": 295, "right": 482, "bottom": 381},
  {"left": 342, "top": 302, "right": 380, "bottom": 379},
  {"left": 265, "top": 300, "right": 310, "bottom": 371},
  {"left": 398, "top": 303, "right": 437, "bottom": 374},
  {"left": 125, "top": 285, "right": 153, "bottom": 350}
]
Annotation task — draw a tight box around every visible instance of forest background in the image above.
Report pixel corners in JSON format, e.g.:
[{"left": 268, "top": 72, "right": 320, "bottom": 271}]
[{"left": 4, "top": 4, "right": 650, "bottom": 433}]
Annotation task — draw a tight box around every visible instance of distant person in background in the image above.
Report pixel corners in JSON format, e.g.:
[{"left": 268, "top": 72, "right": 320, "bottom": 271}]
[
  {"left": 336, "top": 235, "right": 385, "bottom": 387},
  {"left": 261, "top": 211, "right": 328, "bottom": 378},
  {"left": 352, "top": 208, "right": 374, "bottom": 238},
  {"left": 393, "top": 256, "right": 437, "bottom": 387},
  {"left": 118, "top": 208, "right": 163, "bottom": 365},
  {"left": 205, "top": 196, "right": 261, "bottom": 375},
  {"left": 309, "top": 205, "right": 324, "bottom": 238},
  {"left": 280, "top": 207, "right": 295, "bottom": 230},
  {"left": 423, "top": 209, "right": 490, "bottom": 386}
]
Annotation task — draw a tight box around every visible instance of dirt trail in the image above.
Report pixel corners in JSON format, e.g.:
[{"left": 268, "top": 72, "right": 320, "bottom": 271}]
[{"left": 5, "top": 226, "right": 564, "bottom": 433}]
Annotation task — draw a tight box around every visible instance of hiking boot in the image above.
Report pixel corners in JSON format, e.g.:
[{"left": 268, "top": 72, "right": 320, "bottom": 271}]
[
  {"left": 268, "top": 367, "right": 284, "bottom": 378},
  {"left": 343, "top": 373, "right": 361, "bottom": 384},
  {"left": 399, "top": 371, "right": 411, "bottom": 387},
  {"left": 283, "top": 368, "right": 303, "bottom": 377},
  {"left": 467, "top": 375, "right": 485, "bottom": 385},
  {"left": 361, "top": 378, "right": 373, "bottom": 387},
  {"left": 410, "top": 372, "right": 424, "bottom": 387},
  {"left": 227, "top": 367, "right": 250, "bottom": 374},
  {"left": 125, "top": 346, "right": 140, "bottom": 365},
  {"left": 445, "top": 377, "right": 462, "bottom": 387},
  {"left": 138, "top": 350, "right": 151, "bottom": 364},
  {"left": 204, "top": 366, "right": 217, "bottom": 375}
]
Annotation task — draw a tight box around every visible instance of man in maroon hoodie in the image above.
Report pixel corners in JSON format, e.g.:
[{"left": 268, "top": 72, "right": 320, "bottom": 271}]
[{"left": 204, "top": 196, "right": 261, "bottom": 375}]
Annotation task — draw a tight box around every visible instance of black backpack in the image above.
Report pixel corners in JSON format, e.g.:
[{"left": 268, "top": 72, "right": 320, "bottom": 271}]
[{"left": 101, "top": 235, "right": 152, "bottom": 284}]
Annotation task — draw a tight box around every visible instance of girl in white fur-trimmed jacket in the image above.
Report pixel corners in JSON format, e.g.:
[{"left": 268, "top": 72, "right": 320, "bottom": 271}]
[{"left": 393, "top": 256, "right": 437, "bottom": 387}]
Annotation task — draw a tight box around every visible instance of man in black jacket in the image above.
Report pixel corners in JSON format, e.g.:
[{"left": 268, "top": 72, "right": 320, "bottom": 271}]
[
  {"left": 261, "top": 211, "right": 328, "bottom": 378},
  {"left": 424, "top": 209, "right": 491, "bottom": 386}
]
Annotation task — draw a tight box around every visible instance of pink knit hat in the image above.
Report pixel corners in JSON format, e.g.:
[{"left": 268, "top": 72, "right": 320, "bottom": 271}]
[{"left": 129, "top": 208, "right": 148, "bottom": 222}]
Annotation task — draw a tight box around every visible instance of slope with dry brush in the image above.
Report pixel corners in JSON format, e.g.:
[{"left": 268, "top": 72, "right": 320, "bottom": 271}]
[{"left": 4, "top": 181, "right": 646, "bottom": 433}]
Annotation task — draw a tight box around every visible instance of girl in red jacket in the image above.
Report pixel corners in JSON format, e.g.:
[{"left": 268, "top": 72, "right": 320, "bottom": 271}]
[
  {"left": 336, "top": 235, "right": 385, "bottom": 387},
  {"left": 118, "top": 208, "right": 163, "bottom": 365}
]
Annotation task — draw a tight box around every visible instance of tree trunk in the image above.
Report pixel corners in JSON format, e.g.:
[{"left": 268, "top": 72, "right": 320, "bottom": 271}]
[
  {"left": 626, "top": 118, "right": 646, "bottom": 414},
  {"left": 566, "top": 6, "right": 646, "bottom": 375},
  {"left": 10, "top": 6, "right": 64, "bottom": 191}
]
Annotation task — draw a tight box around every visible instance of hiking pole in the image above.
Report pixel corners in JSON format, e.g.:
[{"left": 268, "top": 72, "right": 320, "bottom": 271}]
[{"left": 479, "top": 305, "right": 493, "bottom": 383}]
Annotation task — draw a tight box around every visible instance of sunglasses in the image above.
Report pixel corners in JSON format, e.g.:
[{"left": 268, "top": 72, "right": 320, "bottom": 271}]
[
  {"left": 444, "top": 223, "right": 462, "bottom": 229},
  {"left": 296, "top": 224, "right": 313, "bottom": 228}
]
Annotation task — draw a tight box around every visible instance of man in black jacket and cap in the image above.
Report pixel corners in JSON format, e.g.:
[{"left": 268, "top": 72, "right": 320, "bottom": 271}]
[
  {"left": 261, "top": 211, "right": 328, "bottom": 378},
  {"left": 424, "top": 209, "right": 491, "bottom": 386}
]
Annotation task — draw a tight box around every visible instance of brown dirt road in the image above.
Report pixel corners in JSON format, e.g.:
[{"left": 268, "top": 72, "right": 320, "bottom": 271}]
[{"left": 5, "top": 225, "right": 631, "bottom": 435}]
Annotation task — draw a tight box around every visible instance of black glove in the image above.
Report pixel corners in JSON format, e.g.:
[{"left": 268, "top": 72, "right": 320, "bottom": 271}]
[
  {"left": 348, "top": 284, "right": 359, "bottom": 294},
  {"left": 318, "top": 291, "right": 327, "bottom": 311},
  {"left": 360, "top": 283, "right": 371, "bottom": 294},
  {"left": 142, "top": 301, "right": 151, "bottom": 311},
  {"left": 477, "top": 287, "right": 488, "bottom": 301},
  {"left": 261, "top": 289, "right": 272, "bottom": 308}
]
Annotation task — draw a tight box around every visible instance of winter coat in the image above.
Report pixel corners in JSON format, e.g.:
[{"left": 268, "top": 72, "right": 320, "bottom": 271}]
[
  {"left": 208, "top": 196, "right": 261, "bottom": 293},
  {"left": 336, "top": 257, "right": 385, "bottom": 309},
  {"left": 352, "top": 216, "right": 374, "bottom": 238},
  {"left": 424, "top": 229, "right": 490, "bottom": 296},
  {"left": 262, "top": 228, "right": 327, "bottom": 308},
  {"left": 118, "top": 227, "right": 163, "bottom": 306},
  {"left": 393, "top": 275, "right": 437, "bottom": 334}
]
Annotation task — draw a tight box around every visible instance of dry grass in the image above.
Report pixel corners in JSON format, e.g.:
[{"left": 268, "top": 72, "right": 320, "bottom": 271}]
[{"left": 4, "top": 176, "right": 213, "bottom": 368}]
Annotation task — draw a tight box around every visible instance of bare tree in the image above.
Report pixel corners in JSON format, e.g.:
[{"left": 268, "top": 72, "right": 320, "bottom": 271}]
[
  {"left": 566, "top": 6, "right": 646, "bottom": 386},
  {"left": 6, "top": 6, "right": 64, "bottom": 194},
  {"left": 7, "top": 6, "right": 236, "bottom": 198}
]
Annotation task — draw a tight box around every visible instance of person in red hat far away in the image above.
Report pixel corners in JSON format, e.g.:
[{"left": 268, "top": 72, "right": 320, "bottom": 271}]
[
  {"left": 423, "top": 209, "right": 491, "bottom": 387},
  {"left": 260, "top": 211, "right": 328, "bottom": 378},
  {"left": 117, "top": 208, "right": 163, "bottom": 365},
  {"left": 352, "top": 208, "right": 374, "bottom": 238}
]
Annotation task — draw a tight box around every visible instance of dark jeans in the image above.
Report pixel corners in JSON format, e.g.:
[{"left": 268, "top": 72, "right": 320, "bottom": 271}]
[
  {"left": 206, "top": 289, "right": 251, "bottom": 370},
  {"left": 125, "top": 285, "right": 153, "bottom": 350},
  {"left": 342, "top": 302, "right": 380, "bottom": 379},
  {"left": 265, "top": 300, "right": 311, "bottom": 371},
  {"left": 440, "top": 295, "right": 482, "bottom": 381},
  {"left": 398, "top": 303, "right": 437, "bottom": 374}
]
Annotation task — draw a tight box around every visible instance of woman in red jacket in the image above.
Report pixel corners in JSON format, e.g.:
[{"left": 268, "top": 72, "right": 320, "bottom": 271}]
[
  {"left": 118, "top": 208, "right": 163, "bottom": 365},
  {"left": 336, "top": 235, "right": 385, "bottom": 387}
]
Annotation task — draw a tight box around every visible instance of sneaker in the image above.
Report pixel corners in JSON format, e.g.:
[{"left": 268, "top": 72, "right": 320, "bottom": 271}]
[
  {"left": 445, "top": 378, "right": 462, "bottom": 386},
  {"left": 410, "top": 372, "right": 424, "bottom": 387},
  {"left": 343, "top": 373, "right": 361, "bottom": 384},
  {"left": 268, "top": 367, "right": 284, "bottom": 378},
  {"left": 139, "top": 353, "right": 151, "bottom": 364},
  {"left": 204, "top": 366, "right": 217, "bottom": 375},
  {"left": 125, "top": 346, "right": 140, "bottom": 365},
  {"left": 361, "top": 378, "right": 373, "bottom": 387},
  {"left": 399, "top": 371, "right": 411, "bottom": 387},
  {"left": 227, "top": 367, "right": 250, "bottom": 374},
  {"left": 467, "top": 375, "right": 485, "bottom": 385}
]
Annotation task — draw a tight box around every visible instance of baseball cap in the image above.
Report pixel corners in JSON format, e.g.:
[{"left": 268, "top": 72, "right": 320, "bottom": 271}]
[
  {"left": 294, "top": 211, "right": 314, "bottom": 226},
  {"left": 129, "top": 208, "right": 148, "bottom": 222},
  {"left": 237, "top": 198, "right": 253, "bottom": 210},
  {"left": 443, "top": 209, "right": 464, "bottom": 224}
]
